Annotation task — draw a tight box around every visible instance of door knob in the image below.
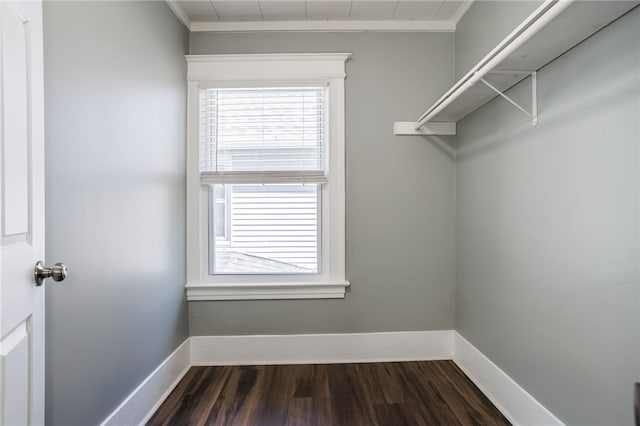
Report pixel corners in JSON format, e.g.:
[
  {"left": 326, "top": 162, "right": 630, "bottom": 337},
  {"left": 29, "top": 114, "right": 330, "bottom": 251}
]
[{"left": 34, "top": 261, "right": 68, "bottom": 286}]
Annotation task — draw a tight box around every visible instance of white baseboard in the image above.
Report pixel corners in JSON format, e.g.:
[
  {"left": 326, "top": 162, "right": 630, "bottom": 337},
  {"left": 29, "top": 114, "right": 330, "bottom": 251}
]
[
  {"left": 452, "top": 332, "right": 564, "bottom": 426},
  {"left": 99, "top": 331, "right": 562, "bottom": 426},
  {"left": 190, "top": 330, "right": 455, "bottom": 365},
  {"left": 99, "top": 339, "right": 191, "bottom": 426}
]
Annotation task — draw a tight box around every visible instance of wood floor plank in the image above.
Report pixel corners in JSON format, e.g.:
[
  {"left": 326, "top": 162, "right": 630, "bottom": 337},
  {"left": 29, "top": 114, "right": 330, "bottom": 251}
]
[
  {"left": 395, "top": 362, "right": 463, "bottom": 425},
  {"left": 372, "top": 402, "right": 421, "bottom": 426},
  {"left": 286, "top": 397, "right": 333, "bottom": 426},
  {"left": 246, "top": 365, "right": 295, "bottom": 426},
  {"left": 355, "top": 364, "right": 387, "bottom": 405},
  {"left": 376, "top": 362, "right": 408, "bottom": 404},
  {"left": 147, "top": 361, "right": 511, "bottom": 426},
  {"left": 221, "top": 366, "right": 262, "bottom": 426},
  {"left": 147, "top": 366, "right": 199, "bottom": 425},
  {"left": 186, "top": 366, "right": 233, "bottom": 426},
  {"left": 327, "top": 363, "right": 378, "bottom": 426},
  {"left": 415, "top": 361, "right": 487, "bottom": 426},
  {"left": 293, "top": 365, "right": 329, "bottom": 399},
  {"left": 436, "top": 361, "right": 509, "bottom": 425}
]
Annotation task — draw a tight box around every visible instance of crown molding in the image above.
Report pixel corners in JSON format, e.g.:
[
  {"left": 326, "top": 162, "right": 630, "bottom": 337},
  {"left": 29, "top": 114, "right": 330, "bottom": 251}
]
[
  {"left": 165, "top": 0, "right": 191, "bottom": 29},
  {"left": 452, "top": 0, "right": 475, "bottom": 24},
  {"left": 188, "top": 19, "right": 455, "bottom": 33}
]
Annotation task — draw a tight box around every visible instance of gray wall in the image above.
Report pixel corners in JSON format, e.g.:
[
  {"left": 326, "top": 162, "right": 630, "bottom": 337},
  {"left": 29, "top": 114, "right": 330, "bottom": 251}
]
[
  {"left": 43, "top": 2, "right": 188, "bottom": 425},
  {"left": 456, "top": 7, "right": 639, "bottom": 426},
  {"left": 455, "top": 1, "right": 543, "bottom": 80},
  {"left": 189, "top": 33, "right": 457, "bottom": 335}
]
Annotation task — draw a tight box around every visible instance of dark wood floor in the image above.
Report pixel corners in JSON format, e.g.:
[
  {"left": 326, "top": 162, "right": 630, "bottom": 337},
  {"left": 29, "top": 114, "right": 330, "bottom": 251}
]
[{"left": 147, "top": 360, "right": 510, "bottom": 426}]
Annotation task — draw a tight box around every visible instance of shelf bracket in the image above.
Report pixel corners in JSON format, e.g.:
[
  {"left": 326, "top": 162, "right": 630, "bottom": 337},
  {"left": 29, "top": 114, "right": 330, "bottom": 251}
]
[
  {"left": 393, "top": 121, "right": 456, "bottom": 136},
  {"left": 479, "top": 71, "right": 538, "bottom": 126}
]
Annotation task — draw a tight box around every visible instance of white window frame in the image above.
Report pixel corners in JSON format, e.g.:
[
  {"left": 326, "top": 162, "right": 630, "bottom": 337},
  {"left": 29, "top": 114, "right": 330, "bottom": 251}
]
[{"left": 186, "top": 53, "right": 351, "bottom": 301}]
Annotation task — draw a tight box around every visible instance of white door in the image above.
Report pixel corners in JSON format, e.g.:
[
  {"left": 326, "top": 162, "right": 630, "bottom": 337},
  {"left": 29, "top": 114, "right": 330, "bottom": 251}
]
[{"left": 0, "top": 0, "right": 47, "bottom": 424}]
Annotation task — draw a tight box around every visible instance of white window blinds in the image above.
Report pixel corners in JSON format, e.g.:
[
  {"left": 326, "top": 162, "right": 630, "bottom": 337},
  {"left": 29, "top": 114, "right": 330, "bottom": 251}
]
[{"left": 200, "top": 87, "right": 328, "bottom": 185}]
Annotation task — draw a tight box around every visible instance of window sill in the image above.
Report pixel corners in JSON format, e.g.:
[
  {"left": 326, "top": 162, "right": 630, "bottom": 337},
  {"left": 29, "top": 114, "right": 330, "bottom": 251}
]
[{"left": 185, "top": 281, "right": 350, "bottom": 301}]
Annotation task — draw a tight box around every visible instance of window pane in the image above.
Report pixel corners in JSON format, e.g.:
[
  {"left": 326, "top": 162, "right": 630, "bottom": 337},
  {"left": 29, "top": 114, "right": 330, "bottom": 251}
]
[
  {"left": 213, "top": 202, "right": 226, "bottom": 239},
  {"left": 200, "top": 87, "right": 326, "bottom": 173},
  {"left": 212, "top": 184, "right": 319, "bottom": 274},
  {"left": 213, "top": 185, "right": 227, "bottom": 240}
]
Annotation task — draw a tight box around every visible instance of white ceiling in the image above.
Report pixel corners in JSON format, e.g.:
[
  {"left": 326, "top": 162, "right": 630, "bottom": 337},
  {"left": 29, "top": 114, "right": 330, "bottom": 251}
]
[{"left": 169, "top": 0, "right": 471, "bottom": 31}]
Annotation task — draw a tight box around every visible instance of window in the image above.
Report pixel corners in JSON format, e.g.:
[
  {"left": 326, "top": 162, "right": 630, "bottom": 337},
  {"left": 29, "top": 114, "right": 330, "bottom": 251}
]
[
  {"left": 201, "top": 87, "right": 325, "bottom": 275},
  {"left": 186, "top": 54, "right": 350, "bottom": 300}
]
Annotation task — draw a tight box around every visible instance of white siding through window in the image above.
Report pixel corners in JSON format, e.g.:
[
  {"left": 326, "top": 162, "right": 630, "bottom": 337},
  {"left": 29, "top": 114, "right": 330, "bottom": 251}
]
[{"left": 214, "top": 184, "right": 319, "bottom": 274}]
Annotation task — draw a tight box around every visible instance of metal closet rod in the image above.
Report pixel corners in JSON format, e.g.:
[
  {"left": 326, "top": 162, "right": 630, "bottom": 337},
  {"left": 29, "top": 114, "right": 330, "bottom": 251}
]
[{"left": 414, "top": 0, "right": 574, "bottom": 130}]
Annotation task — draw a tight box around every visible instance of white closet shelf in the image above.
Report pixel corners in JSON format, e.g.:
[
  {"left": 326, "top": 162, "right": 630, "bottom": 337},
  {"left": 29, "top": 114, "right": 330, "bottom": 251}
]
[{"left": 394, "top": 0, "right": 639, "bottom": 136}]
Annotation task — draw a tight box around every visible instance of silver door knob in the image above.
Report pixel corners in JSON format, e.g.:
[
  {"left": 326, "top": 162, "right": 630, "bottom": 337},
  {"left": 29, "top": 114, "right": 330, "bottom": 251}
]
[{"left": 34, "top": 261, "right": 68, "bottom": 286}]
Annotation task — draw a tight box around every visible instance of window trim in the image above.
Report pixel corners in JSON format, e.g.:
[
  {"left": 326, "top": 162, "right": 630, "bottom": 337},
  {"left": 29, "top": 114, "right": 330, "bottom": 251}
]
[{"left": 186, "top": 53, "right": 351, "bottom": 301}]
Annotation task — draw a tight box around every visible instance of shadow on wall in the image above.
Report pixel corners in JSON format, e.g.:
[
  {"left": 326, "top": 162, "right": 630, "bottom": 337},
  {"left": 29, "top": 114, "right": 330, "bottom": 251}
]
[
  {"left": 422, "top": 135, "right": 457, "bottom": 159},
  {"left": 457, "top": 64, "right": 638, "bottom": 160}
]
